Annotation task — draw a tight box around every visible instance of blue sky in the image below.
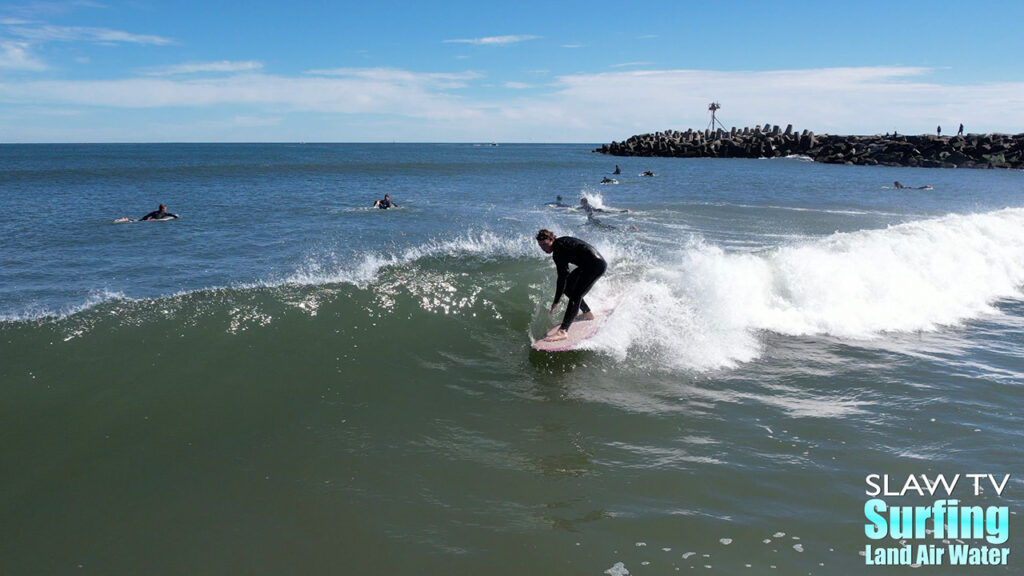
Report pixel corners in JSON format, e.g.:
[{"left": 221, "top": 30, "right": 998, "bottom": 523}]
[{"left": 2, "top": 0, "right": 1023, "bottom": 142}]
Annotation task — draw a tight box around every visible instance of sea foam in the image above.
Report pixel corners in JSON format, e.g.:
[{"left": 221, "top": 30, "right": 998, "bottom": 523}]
[
  {"left": 283, "top": 229, "right": 536, "bottom": 288},
  {"left": 588, "top": 208, "right": 1024, "bottom": 370}
]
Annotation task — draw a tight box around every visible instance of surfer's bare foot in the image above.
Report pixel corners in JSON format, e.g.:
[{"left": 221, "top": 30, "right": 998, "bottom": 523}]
[
  {"left": 577, "top": 311, "right": 595, "bottom": 321},
  {"left": 545, "top": 329, "right": 569, "bottom": 342}
]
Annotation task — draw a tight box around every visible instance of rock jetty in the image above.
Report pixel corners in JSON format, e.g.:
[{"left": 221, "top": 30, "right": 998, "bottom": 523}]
[{"left": 594, "top": 124, "right": 1024, "bottom": 169}]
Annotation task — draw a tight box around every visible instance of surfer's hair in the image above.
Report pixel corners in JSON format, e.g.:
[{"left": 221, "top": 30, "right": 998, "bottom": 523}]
[{"left": 536, "top": 229, "right": 556, "bottom": 242}]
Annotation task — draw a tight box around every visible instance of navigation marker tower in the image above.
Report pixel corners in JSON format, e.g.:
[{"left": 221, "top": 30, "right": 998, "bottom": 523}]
[{"left": 707, "top": 101, "right": 726, "bottom": 134}]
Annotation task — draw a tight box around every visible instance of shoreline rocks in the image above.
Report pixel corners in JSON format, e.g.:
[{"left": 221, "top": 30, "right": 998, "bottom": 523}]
[{"left": 593, "top": 124, "right": 1024, "bottom": 169}]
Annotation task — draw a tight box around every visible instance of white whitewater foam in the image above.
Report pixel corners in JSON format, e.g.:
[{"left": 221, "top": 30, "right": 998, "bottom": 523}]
[
  {"left": 284, "top": 229, "right": 536, "bottom": 288},
  {"left": 1, "top": 288, "right": 129, "bottom": 323},
  {"left": 589, "top": 208, "right": 1024, "bottom": 370}
]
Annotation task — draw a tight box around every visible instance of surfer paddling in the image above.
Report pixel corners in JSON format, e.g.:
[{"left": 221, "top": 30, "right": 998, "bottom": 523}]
[
  {"left": 893, "top": 181, "right": 933, "bottom": 190},
  {"left": 140, "top": 204, "right": 178, "bottom": 221},
  {"left": 579, "top": 197, "right": 628, "bottom": 214},
  {"left": 374, "top": 193, "right": 396, "bottom": 209},
  {"left": 115, "top": 203, "right": 178, "bottom": 222},
  {"left": 535, "top": 229, "right": 607, "bottom": 342},
  {"left": 546, "top": 194, "right": 572, "bottom": 208}
]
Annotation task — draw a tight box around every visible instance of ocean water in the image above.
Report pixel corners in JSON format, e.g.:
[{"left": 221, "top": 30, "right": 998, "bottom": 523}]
[{"left": 1, "top": 143, "right": 1022, "bottom": 575}]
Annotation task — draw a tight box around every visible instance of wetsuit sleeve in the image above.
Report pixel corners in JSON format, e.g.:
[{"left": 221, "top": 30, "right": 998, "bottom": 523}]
[{"left": 552, "top": 254, "right": 569, "bottom": 307}]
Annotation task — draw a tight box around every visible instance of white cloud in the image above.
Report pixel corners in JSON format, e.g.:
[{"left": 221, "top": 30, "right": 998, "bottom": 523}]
[
  {"left": 6, "top": 24, "right": 173, "bottom": 45},
  {"left": 540, "top": 67, "right": 1024, "bottom": 138},
  {"left": 305, "top": 67, "right": 481, "bottom": 90},
  {"left": 143, "top": 60, "right": 264, "bottom": 76},
  {"left": 229, "top": 115, "right": 282, "bottom": 127},
  {"left": 2, "top": 65, "right": 1022, "bottom": 142},
  {"left": 443, "top": 35, "right": 537, "bottom": 45},
  {"left": 0, "top": 40, "right": 46, "bottom": 70},
  {"left": 2, "top": 1, "right": 105, "bottom": 20},
  {"left": 0, "top": 14, "right": 173, "bottom": 73},
  {"left": 307, "top": 67, "right": 479, "bottom": 82},
  {"left": 0, "top": 71, "right": 484, "bottom": 122}
]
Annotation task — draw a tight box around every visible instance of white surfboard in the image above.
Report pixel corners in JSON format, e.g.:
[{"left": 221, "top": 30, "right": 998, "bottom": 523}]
[{"left": 531, "top": 311, "right": 608, "bottom": 352}]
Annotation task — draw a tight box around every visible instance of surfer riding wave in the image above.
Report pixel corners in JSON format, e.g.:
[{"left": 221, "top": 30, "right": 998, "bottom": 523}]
[{"left": 536, "top": 229, "right": 607, "bottom": 342}]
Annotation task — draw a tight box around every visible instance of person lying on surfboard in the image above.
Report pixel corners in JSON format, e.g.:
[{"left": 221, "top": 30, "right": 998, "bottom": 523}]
[
  {"left": 115, "top": 204, "right": 178, "bottom": 222},
  {"left": 535, "top": 229, "right": 607, "bottom": 342},
  {"left": 579, "top": 197, "right": 628, "bottom": 215},
  {"left": 546, "top": 194, "right": 572, "bottom": 208},
  {"left": 139, "top": 204, "right": 178, "bottom": 221},
  {"left": 373, "top": 193, "right": 397, "bottom": 209}
]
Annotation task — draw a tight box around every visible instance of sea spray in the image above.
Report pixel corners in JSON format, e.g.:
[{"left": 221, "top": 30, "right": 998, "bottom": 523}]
[
  {"left": 759, "top": 208, "right": 1024, "bottom": 337},
  {"left": 285, "top": 229, "right": 538, "bottom": 288},
  {"left": 586, "top": 208, "right": 1024, "bottom": 370}
]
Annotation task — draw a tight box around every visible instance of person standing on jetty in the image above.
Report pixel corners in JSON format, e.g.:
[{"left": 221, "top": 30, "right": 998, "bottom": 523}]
[
  {"left": 958, "top": 123, "right": 964, "bottom": 136},
  {"left": 535, "top": 229, "right": 606, "bottom": 342},
  {"left": 937, "top": 125, "right": 942, "bottom": 137}
]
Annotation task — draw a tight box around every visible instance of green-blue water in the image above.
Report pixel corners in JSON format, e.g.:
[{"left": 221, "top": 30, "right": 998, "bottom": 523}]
[{"left": 2, "top": 144, "right": 1022, "bottom": 574}]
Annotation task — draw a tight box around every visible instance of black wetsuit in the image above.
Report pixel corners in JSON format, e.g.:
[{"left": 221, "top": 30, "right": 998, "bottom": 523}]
[
  {"left": 550, "top": 236, "right": 607, "bottom": 331},
  {"left": 376, "top": 198, "right": 395, "bottom": 209},
  {"left": 140, "top": 209, "right": 178, "bottom": 221}
]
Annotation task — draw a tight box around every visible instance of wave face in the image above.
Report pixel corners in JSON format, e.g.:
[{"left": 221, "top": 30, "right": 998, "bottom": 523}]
[
  {"left": 2, "top": 144, "right": 1023, "bottom": 575},
  {"left": 9, "top": 208, "right": 1022, "bottom": 373}
]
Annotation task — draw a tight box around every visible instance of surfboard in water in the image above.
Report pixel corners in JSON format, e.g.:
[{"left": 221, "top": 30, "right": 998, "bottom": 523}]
[
  {"left": 113, "top": 216, "right": 178, "bottom": 223},
  {"left": 531, "top": 311, "right": 608, "bottom": 352}
]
